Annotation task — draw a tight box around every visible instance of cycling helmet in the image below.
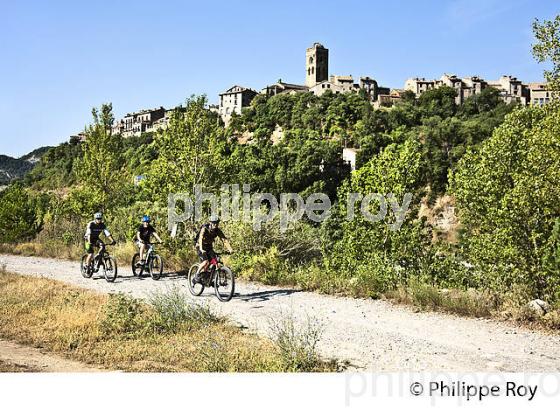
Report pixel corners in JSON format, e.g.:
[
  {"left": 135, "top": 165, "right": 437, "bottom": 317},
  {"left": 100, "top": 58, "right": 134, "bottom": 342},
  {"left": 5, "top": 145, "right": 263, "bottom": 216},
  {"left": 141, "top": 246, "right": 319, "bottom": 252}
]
[
  {"left": 142, "top": 215, "right": 151, "bottom": 223},
  {"left": 94, "top": 212, "right": 103, "bottom": 220},
  {"left": 209, "top": 215, "right": 220, "bottom": 223}
]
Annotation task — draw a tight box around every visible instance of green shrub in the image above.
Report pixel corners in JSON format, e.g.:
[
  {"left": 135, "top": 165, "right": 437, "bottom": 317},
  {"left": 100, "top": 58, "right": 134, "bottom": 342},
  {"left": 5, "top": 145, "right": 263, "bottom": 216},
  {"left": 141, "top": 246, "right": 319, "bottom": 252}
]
[
  {"left": 269, "top": 311, "right": 325, "bottom": 372},
  {"left": 148, "top": 286, "right": 219, "bottom": 333},
  {"left": 99, "top": 293, "right": 146, "bottom": 338}
]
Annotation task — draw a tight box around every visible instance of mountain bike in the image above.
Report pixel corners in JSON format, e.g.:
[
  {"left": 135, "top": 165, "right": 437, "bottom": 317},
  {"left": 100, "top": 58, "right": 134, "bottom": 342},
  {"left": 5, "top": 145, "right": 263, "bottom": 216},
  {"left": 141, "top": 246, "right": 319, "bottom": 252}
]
[
  {"left": 80, "top": 241, "right": 118, "bottom": 283},
  {"left": 131, "top": 242, "right": 164, "bottom": 280},
  {"left": 187, "top": 252, "right": 235, "bottom": 302}
]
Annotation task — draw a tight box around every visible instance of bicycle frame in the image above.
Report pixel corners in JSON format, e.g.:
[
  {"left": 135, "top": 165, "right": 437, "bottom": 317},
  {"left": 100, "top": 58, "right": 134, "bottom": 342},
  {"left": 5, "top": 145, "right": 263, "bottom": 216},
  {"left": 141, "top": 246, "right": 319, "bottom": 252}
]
[
  {"left": 145, "top": 244, "right": 154, "bottom": 262},
  {"left": 91, "top": 242, "right": 107, "bottom": 271}
]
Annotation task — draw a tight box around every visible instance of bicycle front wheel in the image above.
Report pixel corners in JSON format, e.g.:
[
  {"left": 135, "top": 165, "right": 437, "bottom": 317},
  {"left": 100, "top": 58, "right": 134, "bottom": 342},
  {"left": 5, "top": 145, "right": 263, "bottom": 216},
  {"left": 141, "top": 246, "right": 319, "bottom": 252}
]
[
  {"left": 131, "top": 253, "right": 143, "bottom": 277},
  {"left": 214, "top": 266, "right": 235, "bottom": 302},
  {"left": 149, "top": 255, "right": 163, "bottom": 281},
  {"left": 80, "top": 254, "right": 93, "bottom": 278},
  {"left": 104, "top": 257, "right": 118, "bottom": 283}
]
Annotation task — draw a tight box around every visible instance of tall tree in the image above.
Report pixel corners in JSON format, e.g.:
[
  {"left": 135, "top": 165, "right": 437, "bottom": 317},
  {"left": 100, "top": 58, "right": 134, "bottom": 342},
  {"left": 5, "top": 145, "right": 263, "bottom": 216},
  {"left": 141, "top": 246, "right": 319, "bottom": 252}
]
[
  {"left": 533, "top": 15, "right": 560, "bottom": 92},
  {"left": 146, "top": 95, "right": 222, "bottom": 202},
  {"left": 76, "top": 103, "right": 125, "bottom": 212}
]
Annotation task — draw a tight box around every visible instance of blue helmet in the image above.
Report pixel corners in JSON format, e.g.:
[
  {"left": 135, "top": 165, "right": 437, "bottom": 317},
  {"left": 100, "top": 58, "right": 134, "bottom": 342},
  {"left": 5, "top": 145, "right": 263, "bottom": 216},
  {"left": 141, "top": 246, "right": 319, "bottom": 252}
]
[{"left": 142, "top": 215, "right": 151, "bottom": 223}]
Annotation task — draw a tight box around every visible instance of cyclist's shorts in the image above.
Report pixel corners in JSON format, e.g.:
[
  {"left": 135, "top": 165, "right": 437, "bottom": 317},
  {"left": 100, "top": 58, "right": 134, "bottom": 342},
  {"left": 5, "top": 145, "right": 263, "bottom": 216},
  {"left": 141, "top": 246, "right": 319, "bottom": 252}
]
[{"left": 197, "top": 248, "right": 216, "bottom": 262}]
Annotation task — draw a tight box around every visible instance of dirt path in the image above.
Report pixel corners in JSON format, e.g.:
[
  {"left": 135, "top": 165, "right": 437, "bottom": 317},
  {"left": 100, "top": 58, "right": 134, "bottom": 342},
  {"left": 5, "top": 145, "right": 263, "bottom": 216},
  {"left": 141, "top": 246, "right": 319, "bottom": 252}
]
[
  {"left": 0, "top": 339, "right": 102, "bottom": 372},
  {"left": 1, "top": 254, "right": 559, "bottom": 371}
]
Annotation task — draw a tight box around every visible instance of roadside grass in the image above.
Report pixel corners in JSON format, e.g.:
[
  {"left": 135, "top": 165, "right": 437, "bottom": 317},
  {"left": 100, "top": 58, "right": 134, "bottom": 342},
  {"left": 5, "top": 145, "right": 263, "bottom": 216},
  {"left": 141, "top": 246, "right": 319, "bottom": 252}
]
[
  {"left": 268, "top": 310, "right": 339, "bottom": 372},
  {"left": 0, "top": 271, "right": 337, "bottom": 372},
  {"left": 386, "top": 281, "right": 499, "bottom": 318}
]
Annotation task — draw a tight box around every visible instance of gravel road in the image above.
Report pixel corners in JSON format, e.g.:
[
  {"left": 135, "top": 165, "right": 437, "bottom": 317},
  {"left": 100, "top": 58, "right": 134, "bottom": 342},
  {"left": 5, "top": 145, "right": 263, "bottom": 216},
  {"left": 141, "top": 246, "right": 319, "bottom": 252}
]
[
  {"left": 0, "top": 339, "right": 102, "bottom": 372},
  {"left": 1, "top": 254, "right": 559, "bottom": 371}
]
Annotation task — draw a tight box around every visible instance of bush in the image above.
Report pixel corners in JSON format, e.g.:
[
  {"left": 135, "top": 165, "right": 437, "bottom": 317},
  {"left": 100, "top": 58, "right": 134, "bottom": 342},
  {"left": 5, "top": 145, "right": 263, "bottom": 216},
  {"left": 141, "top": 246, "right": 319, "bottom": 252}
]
[
  {"left": 99, "top": 293, "right": 146, "bottom": 338},
  {"left": 269, "top": 311, "right": 326, "bottom": 372},
  {"left": 0, "top": 183, "right": 38, "bottom": 243},
  {"left": 148, "top": 286, "right": 219, "bottom": 333}
]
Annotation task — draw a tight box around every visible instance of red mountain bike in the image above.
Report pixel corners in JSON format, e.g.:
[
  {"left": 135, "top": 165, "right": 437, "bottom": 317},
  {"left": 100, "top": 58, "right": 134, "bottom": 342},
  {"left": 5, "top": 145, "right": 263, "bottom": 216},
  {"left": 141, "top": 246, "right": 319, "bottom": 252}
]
[{"left": 187, "top": 253, "right": 235, "bottom": 302}]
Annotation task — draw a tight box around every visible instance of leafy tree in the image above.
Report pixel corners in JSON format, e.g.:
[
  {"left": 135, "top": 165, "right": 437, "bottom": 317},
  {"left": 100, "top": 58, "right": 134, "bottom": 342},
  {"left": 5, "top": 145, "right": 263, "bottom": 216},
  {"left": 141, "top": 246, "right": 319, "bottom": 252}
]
[
  {"left": 418, "top": 86, "right": 457, "bottom": 118},
  {"left": 324, "top": 139, "right": 433, "bottom": 293},
  {"left": 450, "top": 104, "right": 560, "bottom": 300},
  {"left": 458, "top": 87, "right": 503, "bottom": 117},
  {"left": 145, "top": 95, "right": 223, "bottom": 201},
  {"left": 76, "top": 103, "right": 126, "bottom": 212},
  {"left": 0, "top": 183, "right": 38, "bottom": 242},
  {"left": 533, "top": 15, "right": 560, "bottom": 91}
]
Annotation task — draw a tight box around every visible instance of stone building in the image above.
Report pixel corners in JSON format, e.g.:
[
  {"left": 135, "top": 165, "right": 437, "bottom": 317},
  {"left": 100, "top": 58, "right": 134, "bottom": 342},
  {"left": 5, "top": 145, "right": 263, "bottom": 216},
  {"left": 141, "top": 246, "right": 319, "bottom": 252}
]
[
  {"left": 218, "top": 85, "right": 258, "bottom": 124},
  {"left": 309, "top": 80, "right": 344, "bottom": 96},
  {"left": 373, "top": 89, "right": 404, "bottom": 108},
  {"left": 404, "top": 77, "right": 436, "bottom": 95},
  {"left": 342, "top": 147, "right": 359, "bottom": 171},
  {"left": 112, "top": 107, "right": 166, "bottom": 138},
  {"left": 528, "top": 83, "right": 554, "bottom": 106},
  {"left": 486, "top": 75, "right": 527, "bottom": 104},
  {"left": 461, "top": 76, "right": 487, "bottom": 100},
  {"left": 306, "top": 43, "right": 329, "bottom": 88},
  {"left": 360, "top": 77, "right": 380, "bottom": 101},
  {"left": 309, "top": 75, "right": 357, "bottom": 96},
  {"left": 405, "top": 74, "right": 535, "bottom": 105},
  {"left": 262, "top": 81, "right": 309, "bottom": 97}
]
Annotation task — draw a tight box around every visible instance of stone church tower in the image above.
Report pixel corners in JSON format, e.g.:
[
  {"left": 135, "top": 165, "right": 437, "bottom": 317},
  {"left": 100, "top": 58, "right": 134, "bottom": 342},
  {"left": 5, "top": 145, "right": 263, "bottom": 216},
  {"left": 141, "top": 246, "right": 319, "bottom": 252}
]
[{"left": 306, "top": 43, "right": 329, "bottom": 88}]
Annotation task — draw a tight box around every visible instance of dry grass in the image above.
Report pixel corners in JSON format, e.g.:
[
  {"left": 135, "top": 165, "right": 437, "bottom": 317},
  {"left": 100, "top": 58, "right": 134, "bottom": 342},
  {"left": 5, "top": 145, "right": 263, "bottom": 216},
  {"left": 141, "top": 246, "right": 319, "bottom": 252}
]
[
  {"left": 386, "top": 282, "right": 499, "bottom": 318},
  {"left": 0, "top": 271, "right": 336, "bottom": 372}
]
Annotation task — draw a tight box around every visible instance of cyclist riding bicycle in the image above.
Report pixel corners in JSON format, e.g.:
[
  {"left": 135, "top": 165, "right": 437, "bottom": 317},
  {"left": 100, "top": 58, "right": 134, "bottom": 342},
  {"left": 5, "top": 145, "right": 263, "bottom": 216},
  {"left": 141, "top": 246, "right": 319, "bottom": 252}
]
[
  {"left": 84, "top": 212, "right": 115, "bottom": 268},
  {"left": 194, "top": 216, "right": 232, "bottom": 282},
  {"left": 135, "top": 215, "right": 162, "bottom": 266}
]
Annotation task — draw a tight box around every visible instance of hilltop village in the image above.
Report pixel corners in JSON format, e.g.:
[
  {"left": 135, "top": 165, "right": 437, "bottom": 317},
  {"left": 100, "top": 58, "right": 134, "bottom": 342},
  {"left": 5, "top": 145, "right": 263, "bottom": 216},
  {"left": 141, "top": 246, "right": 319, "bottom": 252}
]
[{"left": 73, "top": 42, "right": 552, "bottom": 141}]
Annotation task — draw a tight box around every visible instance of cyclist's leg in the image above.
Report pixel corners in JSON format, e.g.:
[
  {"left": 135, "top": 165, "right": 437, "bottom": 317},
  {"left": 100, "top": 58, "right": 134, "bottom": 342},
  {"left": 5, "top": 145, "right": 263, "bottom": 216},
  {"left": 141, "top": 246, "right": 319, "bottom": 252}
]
[
  {"left": 138, "top": 242, "right": 146, "bottom": 264},
  {"left": 85, "top": 242, "right": 94, "bottom": 266},
  {"left": 195, "top": 248, "right": 210, "bottom": 279}
]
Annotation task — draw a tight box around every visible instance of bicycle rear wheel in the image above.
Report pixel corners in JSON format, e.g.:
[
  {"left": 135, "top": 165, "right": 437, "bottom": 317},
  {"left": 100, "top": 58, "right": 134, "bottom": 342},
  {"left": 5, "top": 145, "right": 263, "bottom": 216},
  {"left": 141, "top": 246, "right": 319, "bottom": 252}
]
[
  {"left": 104, "top": 257, "right": 117, "bottom": 283},
  {"left": 187, "top": 264, "right": 204, "bottom": 296},
  {"left": 149, "top": 255, "right": 163, "bottom": 281},
  {"left": 214, "top": 266, "right": 235, "bottom": 302},
  {"left": 80, "top": 254, "right": 93, "bottom": 278}
]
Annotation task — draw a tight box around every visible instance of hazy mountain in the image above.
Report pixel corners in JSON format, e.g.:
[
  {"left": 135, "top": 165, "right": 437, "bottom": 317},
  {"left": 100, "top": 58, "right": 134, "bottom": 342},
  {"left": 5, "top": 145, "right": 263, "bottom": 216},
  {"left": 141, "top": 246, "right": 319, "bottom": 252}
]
[{"left": 0, "top": 146, "right": 52, "bottom": 185}]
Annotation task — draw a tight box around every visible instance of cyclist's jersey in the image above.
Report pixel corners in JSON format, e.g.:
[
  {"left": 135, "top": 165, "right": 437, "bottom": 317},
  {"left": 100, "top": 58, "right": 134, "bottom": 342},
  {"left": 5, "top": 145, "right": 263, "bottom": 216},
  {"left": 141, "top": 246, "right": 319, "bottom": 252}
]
[
  {"left": 85, "top": 221, "right": 110, "bottom": 243},
  {"left": 137, "top": 224, "right": 156, "bottom": 243},
  {"left": 198, "top": 224, "right": 226, "bottom": 251}
]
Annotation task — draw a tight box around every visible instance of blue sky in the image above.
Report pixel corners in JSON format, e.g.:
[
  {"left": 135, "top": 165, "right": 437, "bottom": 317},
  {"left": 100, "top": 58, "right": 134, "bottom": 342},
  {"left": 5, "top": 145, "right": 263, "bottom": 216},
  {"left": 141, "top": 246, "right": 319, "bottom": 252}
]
[{"left": 0, "top": 0, "right": 557, "bottom": 157}]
